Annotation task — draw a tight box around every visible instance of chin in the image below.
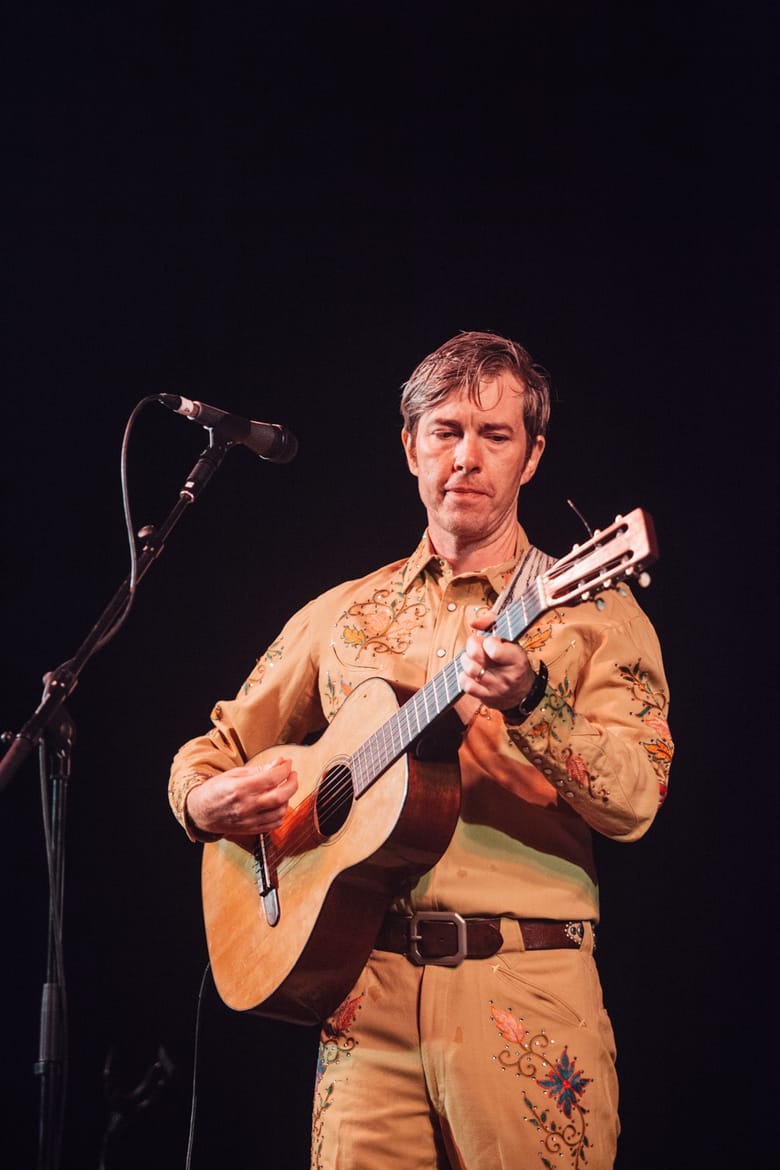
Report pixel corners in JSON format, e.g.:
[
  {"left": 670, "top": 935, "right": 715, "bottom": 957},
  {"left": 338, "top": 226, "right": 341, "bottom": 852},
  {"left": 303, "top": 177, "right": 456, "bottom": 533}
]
[{"left": 444, "top": 517, "right": 488, "bottom": 539}]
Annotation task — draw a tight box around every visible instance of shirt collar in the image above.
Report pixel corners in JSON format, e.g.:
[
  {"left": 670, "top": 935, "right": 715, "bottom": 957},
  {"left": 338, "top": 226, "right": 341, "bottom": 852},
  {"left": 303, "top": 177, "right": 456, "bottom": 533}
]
[{"left": 400, "top": 525, "right": 532, "bottom": 596}]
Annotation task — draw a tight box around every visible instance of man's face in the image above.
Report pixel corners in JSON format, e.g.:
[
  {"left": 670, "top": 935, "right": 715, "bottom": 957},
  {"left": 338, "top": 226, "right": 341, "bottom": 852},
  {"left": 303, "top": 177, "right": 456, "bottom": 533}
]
[{"left": 401, "top": 375, "right": 545, "bottom": 550}]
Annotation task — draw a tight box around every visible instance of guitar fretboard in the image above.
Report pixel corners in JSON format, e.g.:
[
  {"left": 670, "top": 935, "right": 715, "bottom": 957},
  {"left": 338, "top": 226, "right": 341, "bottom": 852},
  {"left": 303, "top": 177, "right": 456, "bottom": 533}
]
[{"left": 350, "top": 576, "right": 547, "bottom": 797}]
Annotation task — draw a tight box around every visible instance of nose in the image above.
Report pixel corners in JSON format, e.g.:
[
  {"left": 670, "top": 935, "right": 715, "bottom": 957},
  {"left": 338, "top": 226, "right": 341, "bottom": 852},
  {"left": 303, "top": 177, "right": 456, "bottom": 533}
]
[{"left": 453, "top": 432, "right": 481, "bottom": 473}]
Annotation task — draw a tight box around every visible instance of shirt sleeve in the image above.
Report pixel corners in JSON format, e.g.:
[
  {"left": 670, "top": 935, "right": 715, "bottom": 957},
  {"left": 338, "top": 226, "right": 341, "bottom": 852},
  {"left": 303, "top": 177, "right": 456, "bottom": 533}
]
[
  {"left": 167, "top": 597, "right": 326, "bottom": 837},
  {"left": 460, "top": 586, "right": 673, "bottom": 842}
]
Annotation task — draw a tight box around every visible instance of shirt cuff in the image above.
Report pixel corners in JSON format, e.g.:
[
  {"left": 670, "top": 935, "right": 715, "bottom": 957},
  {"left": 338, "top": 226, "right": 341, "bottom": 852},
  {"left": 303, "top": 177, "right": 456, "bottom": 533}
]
[{"left": 169, "top": 770, "right": 222, "bottom": 843}]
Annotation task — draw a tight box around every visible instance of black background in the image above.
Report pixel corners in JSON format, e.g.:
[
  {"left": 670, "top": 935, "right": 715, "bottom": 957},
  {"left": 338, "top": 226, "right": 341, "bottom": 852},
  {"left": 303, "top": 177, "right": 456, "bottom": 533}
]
[{"left": 2, "top": 3, "right": 775, "bottom": 1168}]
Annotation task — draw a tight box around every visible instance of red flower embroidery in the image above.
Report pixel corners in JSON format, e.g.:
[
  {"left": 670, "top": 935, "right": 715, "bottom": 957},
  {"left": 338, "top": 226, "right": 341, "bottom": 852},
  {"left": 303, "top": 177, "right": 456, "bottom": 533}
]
[
  {"left": 565, "top": 753, "right": 591, "bottom": 787},
  {"left": 325, "top": 993, "right": 363, "bottom": 1038},
  {"left": 490, "top": 1005, "right": 526, "bottom": 1045}
]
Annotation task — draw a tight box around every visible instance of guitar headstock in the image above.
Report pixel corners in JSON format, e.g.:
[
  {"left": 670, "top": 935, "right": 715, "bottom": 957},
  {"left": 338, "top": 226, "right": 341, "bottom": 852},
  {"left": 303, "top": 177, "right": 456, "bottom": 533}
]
[{"left": 541, "top": 508, "right": 659, "bottom": 608}]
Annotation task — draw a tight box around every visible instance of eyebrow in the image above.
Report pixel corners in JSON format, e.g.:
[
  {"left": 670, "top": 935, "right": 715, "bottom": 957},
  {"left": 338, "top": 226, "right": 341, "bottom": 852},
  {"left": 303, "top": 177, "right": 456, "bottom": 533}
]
[{"left": 425, "top": 413, "right": 517, "bottom": 434}]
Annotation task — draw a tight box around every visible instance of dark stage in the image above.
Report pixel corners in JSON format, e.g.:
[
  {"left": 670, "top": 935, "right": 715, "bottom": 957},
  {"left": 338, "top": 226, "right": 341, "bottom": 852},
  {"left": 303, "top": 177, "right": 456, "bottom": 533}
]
[{"left": 2, "top": 4, "right": 774, "bottom": 1168}]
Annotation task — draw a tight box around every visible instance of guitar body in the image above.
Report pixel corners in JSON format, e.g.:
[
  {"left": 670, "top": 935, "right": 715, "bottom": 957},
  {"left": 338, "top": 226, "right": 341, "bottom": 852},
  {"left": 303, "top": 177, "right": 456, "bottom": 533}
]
[{"left": 201, "top": 676, "right": 461, "bottom": 1024}]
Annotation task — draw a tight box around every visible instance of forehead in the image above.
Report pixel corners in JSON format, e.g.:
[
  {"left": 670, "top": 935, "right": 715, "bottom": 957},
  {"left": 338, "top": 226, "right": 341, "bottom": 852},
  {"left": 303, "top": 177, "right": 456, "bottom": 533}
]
[{"left": 424, "top": 374, "right": 527, "bottom": 422}]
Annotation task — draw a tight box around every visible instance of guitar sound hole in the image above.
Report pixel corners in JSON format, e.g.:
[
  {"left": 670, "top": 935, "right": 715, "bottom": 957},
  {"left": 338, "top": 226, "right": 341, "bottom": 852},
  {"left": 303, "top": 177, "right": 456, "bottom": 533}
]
[{"left": 315, "top": 762, "right": 354, "bottom": 838}]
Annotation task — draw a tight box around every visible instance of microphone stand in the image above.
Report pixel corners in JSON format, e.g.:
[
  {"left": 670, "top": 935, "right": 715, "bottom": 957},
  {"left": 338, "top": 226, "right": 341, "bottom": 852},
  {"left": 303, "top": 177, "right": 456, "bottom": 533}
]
[
  {"left": 0, "top": 432, "right": 232, "bottom": 1170},
  {"left": 33, "top": 705, "right": 74, "bottom": 1170}
]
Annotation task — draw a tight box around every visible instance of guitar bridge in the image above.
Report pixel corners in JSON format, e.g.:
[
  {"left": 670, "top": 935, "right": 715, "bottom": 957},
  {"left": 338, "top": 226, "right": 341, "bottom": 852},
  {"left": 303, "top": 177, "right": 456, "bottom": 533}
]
[{"left": 253, "top": 834, "right": 280, "bottom": 926}]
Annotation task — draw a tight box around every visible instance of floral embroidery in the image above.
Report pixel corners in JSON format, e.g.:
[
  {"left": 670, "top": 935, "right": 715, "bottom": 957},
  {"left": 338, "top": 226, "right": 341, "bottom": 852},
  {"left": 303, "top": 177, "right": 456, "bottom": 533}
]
[
  {"left": 504, "top": 673, "right": 615, "bottom": 800},
  {"left": 242, "top": 670, "right": 262, "bottom": 695},
  {"left": 490, "top": 1003, "right": 592, "bottom": 1168},
  {"left": 565, "top": 753, "right": 590, "bottom": 786},
  {"left": 563, "top": 750, "right": 610, "bottom": 804},
  {"left": 509, "top": 650, "right": 673, "bottom": 808},
  {"left": 241, "top": 638, "right": 284, "bottom": 695},
  {"left": 517, "top": 675, "right": 577, "bottom": 754},
  {"left": 323, "top": 673, "right": 336, "bottom": 710},
  {"left": 325, "top": 992, "right": 363, "bottom": 1037},
  {"left": 618, "top": 660, "right": 673, "bottom": 805},
  {"left": 519, "top": 608, "right": 566, "bottom": 655},
  {"left": 335, "top": 583, "right": 428, "bottom": 661},
  {"left": 491, "top": 1004, "right": 526, "bottom": 1044},
  {"left": 167, "top": 769, "right": 204, "bottom": 825},
  {"left": 321, "top": 672, "right": 356, "bottom": 721},
  {"left": 311, "top": 993, "right": 364, "bottom": 1169},
  {"left": 537, "top": 1048, "right": 592, "bottom": 1118}
]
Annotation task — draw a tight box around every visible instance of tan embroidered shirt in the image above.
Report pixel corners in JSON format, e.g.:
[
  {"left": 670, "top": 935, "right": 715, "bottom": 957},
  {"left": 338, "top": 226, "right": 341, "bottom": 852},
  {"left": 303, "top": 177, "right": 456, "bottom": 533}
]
[{"left": 169, "top": 525, "right": 672, "bottom": 923}]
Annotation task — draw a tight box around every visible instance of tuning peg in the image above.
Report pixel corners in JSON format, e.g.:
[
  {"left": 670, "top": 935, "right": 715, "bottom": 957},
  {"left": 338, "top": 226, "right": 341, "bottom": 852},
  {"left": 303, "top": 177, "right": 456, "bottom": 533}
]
[{"left": 637, "top": 572, "right": 652, "bottom": 588}]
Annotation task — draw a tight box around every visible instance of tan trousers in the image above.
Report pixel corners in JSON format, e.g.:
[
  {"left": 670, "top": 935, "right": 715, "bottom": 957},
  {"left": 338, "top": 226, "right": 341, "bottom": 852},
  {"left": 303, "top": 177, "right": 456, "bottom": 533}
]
[{"left": 311, "top": 921, "right": 618, "bottom": 1170}]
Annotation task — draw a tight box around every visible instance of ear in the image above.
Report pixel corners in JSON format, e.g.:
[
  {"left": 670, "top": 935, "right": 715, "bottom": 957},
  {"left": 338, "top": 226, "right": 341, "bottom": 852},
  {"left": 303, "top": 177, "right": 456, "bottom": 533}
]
[
  {"left": 401, "top": 428, "right": 419, "bottom": 476},
  {"left": 520, "top": 434, "right": 545, "bottom": 486}
]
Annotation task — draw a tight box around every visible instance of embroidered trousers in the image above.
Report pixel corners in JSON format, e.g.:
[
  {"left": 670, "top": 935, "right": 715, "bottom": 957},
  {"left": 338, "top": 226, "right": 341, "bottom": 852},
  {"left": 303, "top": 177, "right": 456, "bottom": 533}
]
[{"left": 311, "top": 921, "right": 618, "bottom": 1170}]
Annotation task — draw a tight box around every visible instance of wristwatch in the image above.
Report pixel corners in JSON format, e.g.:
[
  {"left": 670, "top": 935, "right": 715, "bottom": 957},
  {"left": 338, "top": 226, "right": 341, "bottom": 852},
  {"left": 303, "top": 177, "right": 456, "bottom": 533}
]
[{"left": 502, "top": 661, "right": 549, "bottom": 725}]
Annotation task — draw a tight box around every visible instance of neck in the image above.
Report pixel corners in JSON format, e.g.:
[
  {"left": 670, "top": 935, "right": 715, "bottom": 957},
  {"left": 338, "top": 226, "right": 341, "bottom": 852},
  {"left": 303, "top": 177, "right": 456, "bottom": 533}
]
[{"left": 428, "top": 517, "right": 519, "bottom": 575}]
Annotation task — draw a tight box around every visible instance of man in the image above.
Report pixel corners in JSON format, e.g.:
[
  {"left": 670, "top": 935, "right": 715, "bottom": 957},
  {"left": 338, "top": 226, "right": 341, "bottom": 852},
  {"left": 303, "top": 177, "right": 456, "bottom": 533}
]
[{"left": 169, "top": 331, "right": 673, "bottom": 1169}]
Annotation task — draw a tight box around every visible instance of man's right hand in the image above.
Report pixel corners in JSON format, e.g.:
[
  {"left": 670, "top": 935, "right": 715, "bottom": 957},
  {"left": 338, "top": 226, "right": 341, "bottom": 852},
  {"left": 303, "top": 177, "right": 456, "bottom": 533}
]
[{"left": 185, "top": 757, "right": 298, "bottom": 838}]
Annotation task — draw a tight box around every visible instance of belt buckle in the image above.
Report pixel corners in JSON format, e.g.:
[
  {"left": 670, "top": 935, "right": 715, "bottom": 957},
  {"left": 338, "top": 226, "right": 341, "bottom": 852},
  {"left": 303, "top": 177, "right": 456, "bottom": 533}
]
[{"left": 409, "top": 911, "right": 468, "bottom": 967}]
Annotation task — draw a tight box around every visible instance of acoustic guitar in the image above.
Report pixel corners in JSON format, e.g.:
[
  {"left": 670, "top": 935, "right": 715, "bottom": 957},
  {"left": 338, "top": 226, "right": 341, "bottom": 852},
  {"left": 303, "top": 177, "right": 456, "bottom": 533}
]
[{"left": 201, "top": 508, "right": 658, "bottom": 1023}]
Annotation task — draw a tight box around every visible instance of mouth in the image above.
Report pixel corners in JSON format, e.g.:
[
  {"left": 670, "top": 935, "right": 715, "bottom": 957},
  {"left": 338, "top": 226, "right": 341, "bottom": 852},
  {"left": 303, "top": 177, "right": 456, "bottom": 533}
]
[
  {"left": 444, "top": 482, "right": 485, "bottom": 496},
  {"left": 442, "top": 487, "right": 487, "bottom": 508}
]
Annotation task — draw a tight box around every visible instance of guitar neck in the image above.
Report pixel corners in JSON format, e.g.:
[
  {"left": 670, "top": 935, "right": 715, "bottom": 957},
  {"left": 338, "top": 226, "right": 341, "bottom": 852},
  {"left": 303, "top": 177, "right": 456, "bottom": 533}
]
[
  {"left": 349, "top": 507, "right": 659, "bottom": 799},
  {"left": 351, "top": 576, "right": 547, "bottom": 797}
]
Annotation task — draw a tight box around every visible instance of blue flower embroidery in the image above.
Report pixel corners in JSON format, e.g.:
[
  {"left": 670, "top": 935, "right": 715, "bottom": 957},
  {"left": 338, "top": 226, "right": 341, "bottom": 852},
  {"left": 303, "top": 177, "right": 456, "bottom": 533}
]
[{"left": 537, "top": 1048, "right": 591, "bottom": 1117}]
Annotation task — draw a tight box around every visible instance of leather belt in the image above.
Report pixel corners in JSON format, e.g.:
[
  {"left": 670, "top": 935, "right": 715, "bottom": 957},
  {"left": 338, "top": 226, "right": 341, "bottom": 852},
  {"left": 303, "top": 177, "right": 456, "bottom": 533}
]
[{"left": 374, "top": 912, "right": 586, "bottom": 967}]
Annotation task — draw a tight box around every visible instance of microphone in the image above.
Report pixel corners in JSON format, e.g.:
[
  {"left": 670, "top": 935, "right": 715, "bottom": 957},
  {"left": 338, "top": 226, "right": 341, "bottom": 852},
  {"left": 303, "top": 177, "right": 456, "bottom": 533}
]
[{"left": 158, "top": 394, "right": 298, "bottom": 463}]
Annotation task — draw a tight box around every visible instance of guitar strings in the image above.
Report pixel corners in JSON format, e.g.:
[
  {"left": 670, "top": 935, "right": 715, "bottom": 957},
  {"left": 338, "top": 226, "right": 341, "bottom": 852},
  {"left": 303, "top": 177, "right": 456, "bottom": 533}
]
[
  {"left": 261, "top": 657, "right": 466, "bottom": 870},
  {"left": 262, "top": 588, "right": 541, "bottom": 872},
  {"left": 265, "top": 674, "right": 458, "bottom": 866}
]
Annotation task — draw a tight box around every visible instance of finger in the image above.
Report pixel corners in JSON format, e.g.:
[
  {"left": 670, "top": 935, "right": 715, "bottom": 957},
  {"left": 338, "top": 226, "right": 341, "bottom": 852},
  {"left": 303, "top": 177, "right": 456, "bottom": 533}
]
[
  {"left": 461, "top": 654, "right": 487, "bottom": 686},
  {"left": 273, "top": 771, "right": 298, "bottom": 797},
  {"left": 464, "top": 635, "right": 489, "bottom": 669},
  {"left": 469, "top": 607, "right": 498, "bottom": 632},
  {"left": 482, "top": 634, "right": 512, "bottom": 662},
  {"left": 241, "top": 758, "right": 293, "bottom": 789}
]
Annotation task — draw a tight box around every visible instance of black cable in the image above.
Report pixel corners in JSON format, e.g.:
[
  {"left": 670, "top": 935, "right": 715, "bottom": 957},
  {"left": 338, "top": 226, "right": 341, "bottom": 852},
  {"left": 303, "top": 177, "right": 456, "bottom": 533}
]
[{"left": 184, "top": 962, "right": 213, "bottom": 1169}]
